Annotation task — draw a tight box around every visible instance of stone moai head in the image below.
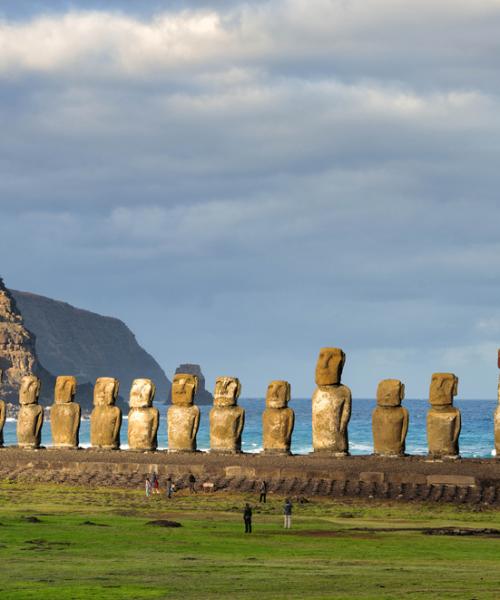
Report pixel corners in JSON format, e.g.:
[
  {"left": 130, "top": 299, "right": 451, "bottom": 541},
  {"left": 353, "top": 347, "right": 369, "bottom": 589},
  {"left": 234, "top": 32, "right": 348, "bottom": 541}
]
[
  {"left": 214, "top": 376, "right": 241, "bottom": 407},
  {"left": 429, "top": 373, "right": 458, "bottom": 406},
  {"left": 377, "top": 379, "right": 405, "bottom": 407},
  {"left": 266, "top": 380, "right": 291, "bottom": 409},
  {"left": 129, "top": 378, "right": 155, "bottom": 408},
  {"left": 19, "top": 375, "right": 41, "bottom": 405},
  {"left": 171, "top": 373, "right": 198, "bottom": 406},
  {"left": 55, "top": 376, "right": 77, "bottom": 404},
  {"left": 93, "top": 377, "right": 119, "bottom": 407},
  {"left": 315, "top": 347, "right": 345, "bottom": 386}
]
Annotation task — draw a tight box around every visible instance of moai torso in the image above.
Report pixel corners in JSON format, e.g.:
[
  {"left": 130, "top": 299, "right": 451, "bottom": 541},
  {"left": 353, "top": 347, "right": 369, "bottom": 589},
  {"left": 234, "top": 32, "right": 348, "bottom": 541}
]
[
  {"left": 372, "top": 379, "right": 408, "bottom": 456},
  {"left": 17, "top": 375, "right": 44, "bottom": 449},
  {"left": 51, "top": 376, "right": 80, "bottom": 448},
  {"left": 0, "top": 369, "right": 4, "bottom": 446},
  {"left": 168, "top": 374, "right": 200, "bottom": 452},
  {"left": 127, "top": 379, "right": 159, "bottom": 451},
  {"left": 0, "top": 399, "right": 5, "bottom": 447},
  {"left": 210, "top": 377, "right": 244, "bottom": 453},
  {"left": 427, "top": 373, "right": 461, "bottom": 458},
  {"left": 90, "top": 377, "right": 122, "bottom": 449},
  {"left": 312, "top": 348, "right": 351, "bottom": 455},
  {"left": 262, "top": 380, "right": 294, "bottom": 454}
]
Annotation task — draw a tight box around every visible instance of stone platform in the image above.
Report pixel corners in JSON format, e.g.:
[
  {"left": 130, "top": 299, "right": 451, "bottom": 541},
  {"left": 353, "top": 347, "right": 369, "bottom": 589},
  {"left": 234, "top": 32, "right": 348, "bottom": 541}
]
[{"left": 1, "top": 447, "right": 499, "bottom": 505}]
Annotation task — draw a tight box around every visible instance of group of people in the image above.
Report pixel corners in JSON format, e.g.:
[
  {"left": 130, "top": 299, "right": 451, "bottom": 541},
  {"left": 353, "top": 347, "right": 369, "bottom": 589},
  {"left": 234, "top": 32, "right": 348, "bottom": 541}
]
[
  {"left": 145, "top": 472, "right": 197, "bottom": 498},
  {"left": 243, "top": 480, "right": 292, "bottom": 533},
  {"left": 244, "top": 497, "right": 292, "bottom": 533}
]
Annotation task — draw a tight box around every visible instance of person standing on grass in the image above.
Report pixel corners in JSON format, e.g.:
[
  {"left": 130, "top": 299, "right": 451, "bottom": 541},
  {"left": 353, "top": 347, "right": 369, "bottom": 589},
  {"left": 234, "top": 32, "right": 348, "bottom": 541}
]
[
  {"left": 151, "top": 472, "right": 160, "bottom": 495},
  {"left": 188, "top": 473, "right": 196, "bottom": 493},
  {"left": 283, "top": 498, "right": 292, "bottom": 529},
  {"left": 145, "top": 476, "right": 152, "bottom": 498},
  {"left": 243, "top": 503, "right": 253, "bottom": 533},
  {"left": 166, "top": 476, "right": 174, "bottom": 499},
  {"left": 259, "top": 480, "right": 268, "bottom": 503}
]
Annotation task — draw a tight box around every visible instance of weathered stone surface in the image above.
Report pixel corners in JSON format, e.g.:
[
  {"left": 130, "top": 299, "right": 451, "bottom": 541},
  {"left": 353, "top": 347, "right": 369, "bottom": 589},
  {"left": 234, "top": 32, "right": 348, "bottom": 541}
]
[
  {"left": 494, "top": 377, "right": 500, "bottom": 457},
  {"left": 90, "top": 377, "right": 122, "bottom": 450},
  {"left": 359, "top": 471, "right": 385, "bottom": 484},
  {"left": 312, "top": 348, "right": 351, "bottom": 455},
  {"left": 210, "top": 376, "right": 244, "bottom": 454},
  {"left": 426, "top": 474, "right": 477, "bottom": 487},
  {"left": 169, "top": 363, "right": 212, "bottom": 405},
  {"left": 17, "top": 375, "right": 44, "bottom": 449},
  {"left": 127, "top": 378, "right": 159, "bottom": 451},
  {"left": 262, "top": 380, "right": 294, "bottom": 454},
  {"left": 372, "top": 379, "right": 409, "bottom": 457},
  {"left": 50, "top": 376, "right": 81, "bottom": 449},
  {"left": 427, "top": 373, "right": 461, "bottom": 459},
  {"left": 11, "top": 288, "right": 170, "bottom": 409},
  {"left": 168, "top": 374, "right": 200, "bottom": 452}
]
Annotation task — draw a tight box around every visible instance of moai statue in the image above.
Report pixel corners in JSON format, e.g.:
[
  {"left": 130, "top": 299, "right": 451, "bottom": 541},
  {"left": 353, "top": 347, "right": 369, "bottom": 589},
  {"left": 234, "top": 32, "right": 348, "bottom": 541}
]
[
  {"left": 312, "top": 347, "right": 352, "bottom": 455},
  {"left": 210, "top": 376, "right": 244, "bottom": 453},
  {"left": 168, "top": 373, "right": 200, "bottom": 452},
  {"left": 127, "top": 378, "right": 159, "bottom": 451},
  {"left": 17, "top": 375, "right": 44, "bottom": 449},
  {"left": 51, "top": 375, "right": 81, "bottom": 449},
  {"left": 262, "top": 380, "right": 295, "bottom": 454},
  {"left": 495, "top": 383, "right": 500, "bottom": 458},
  {"left": 427, "top": 373, "right": 461, "bottom": 459},
  {"left": 0, "top": 370, "right": 5, "bottom": 447},
  {"left": 494, "top": 351, "right": 500, "bottom": 458},
  {"left": 90, "top": 377, "right": 122, "bottom": 450},
  {"left": 372, "top": 379, "right": 409, "bottom": 457}
]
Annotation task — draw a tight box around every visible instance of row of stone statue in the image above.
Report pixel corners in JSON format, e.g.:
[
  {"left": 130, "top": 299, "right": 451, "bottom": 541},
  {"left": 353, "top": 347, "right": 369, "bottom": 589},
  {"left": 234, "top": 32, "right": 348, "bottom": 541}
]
[{"left": 1, "top": 347, "right": 499, "bottom": 457}]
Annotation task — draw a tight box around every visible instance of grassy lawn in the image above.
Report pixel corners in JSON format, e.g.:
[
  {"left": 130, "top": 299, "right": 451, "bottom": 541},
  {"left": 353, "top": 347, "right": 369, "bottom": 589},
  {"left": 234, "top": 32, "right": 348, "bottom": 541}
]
[{"left": 0, "top": 481, "right": 499, "bottom": 599}]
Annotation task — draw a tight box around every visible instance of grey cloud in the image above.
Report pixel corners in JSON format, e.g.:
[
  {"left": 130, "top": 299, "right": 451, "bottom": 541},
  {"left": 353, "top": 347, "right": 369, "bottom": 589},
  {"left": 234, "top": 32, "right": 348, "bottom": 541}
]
[{"left": 1, "top": 1, "right": 500, "bottom": 397}]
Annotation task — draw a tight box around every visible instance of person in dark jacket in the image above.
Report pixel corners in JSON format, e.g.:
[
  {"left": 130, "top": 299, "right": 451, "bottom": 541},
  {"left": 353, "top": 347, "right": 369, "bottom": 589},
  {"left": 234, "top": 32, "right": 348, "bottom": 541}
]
[
  {"left": 243, "top": 503, "right": 252, "bottom": 533},
  {"left": 188, "top": 473, "right": 196, "bottom": 493},
  {"left": 259, "top": 480, "right": 268, "bottom": 503},
  {"left": 283, "top": 498, "right": 292, "bottom": 529}
]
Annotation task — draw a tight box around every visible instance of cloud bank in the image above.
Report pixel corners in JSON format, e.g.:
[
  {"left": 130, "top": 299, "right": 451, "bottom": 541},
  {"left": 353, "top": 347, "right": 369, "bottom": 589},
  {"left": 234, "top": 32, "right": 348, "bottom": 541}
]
[{"left": 1, "top": 0, "right": 499, "bottom": 397}]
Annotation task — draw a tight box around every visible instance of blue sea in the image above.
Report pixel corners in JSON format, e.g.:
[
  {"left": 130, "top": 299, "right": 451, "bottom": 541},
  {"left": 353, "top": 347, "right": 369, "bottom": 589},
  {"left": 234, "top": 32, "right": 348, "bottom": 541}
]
[{"left": 2, "top": 398, "right": 497, "bottom": 458}]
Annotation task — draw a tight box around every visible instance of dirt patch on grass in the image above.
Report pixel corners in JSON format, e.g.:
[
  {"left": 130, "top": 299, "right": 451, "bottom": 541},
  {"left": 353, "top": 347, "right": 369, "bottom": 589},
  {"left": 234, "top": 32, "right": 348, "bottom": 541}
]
[
  {"left": 146, "top": 519, "right": 182, "bottom": 528},
  {"left": 80, "top": 520, "right": 110, "bottom": 527}
]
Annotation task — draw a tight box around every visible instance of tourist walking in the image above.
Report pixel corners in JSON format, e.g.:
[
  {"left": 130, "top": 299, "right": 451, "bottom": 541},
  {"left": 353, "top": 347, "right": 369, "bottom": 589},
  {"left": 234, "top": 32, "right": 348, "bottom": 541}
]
[
  {"left": 243, "top": 503, "right": 253, "bottom": 533},
  {"left": 283, "top": 498, "right": 292, "bottom": 529},
  {"left": 259, "top": 480, "right": 268, "bottom": 503},
  {"left": 166, "top": 476, "right": 174, "bottom": 499},
  {"left": 145, "top": 476, "right": 152, "bottom": 498},
  {"left": 188, "top": 473, "right": 196, "bottom": 493}
]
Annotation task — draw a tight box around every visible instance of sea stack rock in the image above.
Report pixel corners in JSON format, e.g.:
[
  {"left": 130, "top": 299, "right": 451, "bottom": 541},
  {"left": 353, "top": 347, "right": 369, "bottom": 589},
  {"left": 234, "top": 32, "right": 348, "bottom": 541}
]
[
  {"left": 127, "top": 378, "right": 159, "bottom": 451},
  {"left": 50, "top": 375, "right": 81, "bottom": 448},
  {"left": 427, "top": 373, "right": 461, "bottom": 459},
  {"left": 169, "top": 364, "right": 213, "bottom": 404},
  {"left": 168, "top": 373, "right": 200, "bottom": 452},
  {"left": 372, "top": 379, "right": 408, "bottom": 457},
  {"left": 262, "top": 380, "right": 294, "bottom": 455},
  {"left": 17, "top": 374, "right": 44, "bottom": 449},
  {"left": 90, "top": 377, "right": 122, "bottom": 450},
  {"left": 210, "top": 376, "right": 244, "bottom": 454},
  {"left": 312, "top": 347, "right": 351, "bottom": 455}
]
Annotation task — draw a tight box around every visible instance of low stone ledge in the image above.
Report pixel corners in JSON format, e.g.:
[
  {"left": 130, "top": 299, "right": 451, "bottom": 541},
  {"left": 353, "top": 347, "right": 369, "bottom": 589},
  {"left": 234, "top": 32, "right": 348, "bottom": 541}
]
[{"left": 426, "top": 475, "right": 477, "bottom": 487}]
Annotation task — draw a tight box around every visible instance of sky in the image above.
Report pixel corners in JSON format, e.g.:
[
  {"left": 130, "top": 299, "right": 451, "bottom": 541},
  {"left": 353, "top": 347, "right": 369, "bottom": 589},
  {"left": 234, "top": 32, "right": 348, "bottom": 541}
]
[{"left": 1, "top": 0, "right": 500, "bottom": 399}]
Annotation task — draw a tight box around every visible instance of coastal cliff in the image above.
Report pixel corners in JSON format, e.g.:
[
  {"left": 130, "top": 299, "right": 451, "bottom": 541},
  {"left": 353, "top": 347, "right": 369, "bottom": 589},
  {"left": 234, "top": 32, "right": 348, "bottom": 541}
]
[
  {"left": 0, "top": 278, "right": 54, "bottom": 403},
  {"left": 9, "top": 289, "right": 170, "bottom": 409}
]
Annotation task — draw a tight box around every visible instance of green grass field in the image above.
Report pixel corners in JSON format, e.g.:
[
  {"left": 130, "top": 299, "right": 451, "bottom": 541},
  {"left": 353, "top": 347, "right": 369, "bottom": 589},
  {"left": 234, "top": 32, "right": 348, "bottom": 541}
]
[{"left": 0, "top": 481, "right": 499, "bottom": 599}]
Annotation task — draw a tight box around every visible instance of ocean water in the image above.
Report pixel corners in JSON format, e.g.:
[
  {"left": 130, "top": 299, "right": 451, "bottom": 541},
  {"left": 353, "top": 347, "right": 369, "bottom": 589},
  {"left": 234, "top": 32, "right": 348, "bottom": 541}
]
[{"left": 2, "top": 398, "right": 497, "bottom": 458}]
